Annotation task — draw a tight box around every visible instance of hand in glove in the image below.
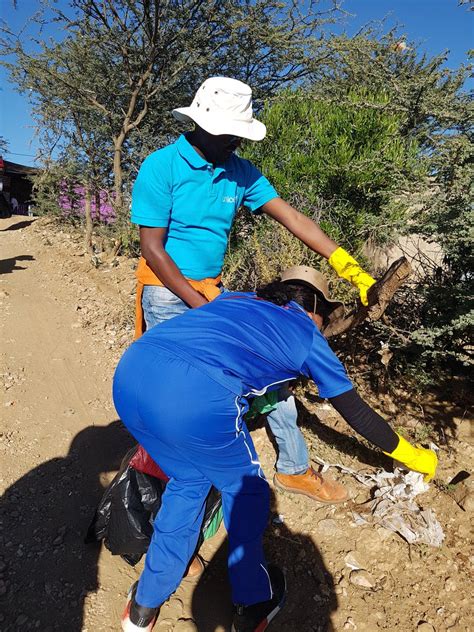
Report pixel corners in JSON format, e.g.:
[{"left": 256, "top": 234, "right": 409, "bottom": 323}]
[
  {"left": 384, "top": 434, "right": 438, "bottom": 482},
  {"left": 328, "top": 246, "right": 376, "bottom": 306}
]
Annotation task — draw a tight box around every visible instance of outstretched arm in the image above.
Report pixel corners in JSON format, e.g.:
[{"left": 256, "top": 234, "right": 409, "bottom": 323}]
[
  {"left": 262, "top": 197, "right": 376, "bottom": 305},
  {"left": 329, "top": 388, "right": 399, "bottom": 453},
  {"left": 329, "top": 389, "right": 437, "bottom": 482},
  {"left": 302, "top": 329, "right": 437, "bottom": 481}
]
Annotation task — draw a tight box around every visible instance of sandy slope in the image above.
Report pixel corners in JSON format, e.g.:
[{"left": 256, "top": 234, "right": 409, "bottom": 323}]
[{"left": 0, "top": 216, "right": 472, "bottom": 632}]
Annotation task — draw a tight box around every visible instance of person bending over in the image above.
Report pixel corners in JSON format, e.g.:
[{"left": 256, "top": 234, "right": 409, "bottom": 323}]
[{"left": 114, "top": 267, "right": 436, "bottom": 632}]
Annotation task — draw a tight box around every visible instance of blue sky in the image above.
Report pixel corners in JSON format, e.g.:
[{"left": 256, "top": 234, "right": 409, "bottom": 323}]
[{"left": 0, "top": 0, "right": 472, "bottom": 167}]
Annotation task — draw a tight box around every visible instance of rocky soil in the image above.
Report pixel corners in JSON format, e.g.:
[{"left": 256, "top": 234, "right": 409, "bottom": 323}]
[{"left": 0, "top": 216, "right": 472, "bottom": 632}]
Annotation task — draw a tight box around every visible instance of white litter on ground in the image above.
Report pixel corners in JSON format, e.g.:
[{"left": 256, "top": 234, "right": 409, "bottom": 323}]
[{"left": 313, "top": 457, "right": 445, "bottom": 547}]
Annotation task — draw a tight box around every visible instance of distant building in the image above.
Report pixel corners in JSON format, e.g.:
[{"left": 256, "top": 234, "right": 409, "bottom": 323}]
[{"left": 0, "top": 157, "right": 39, "bottom": 217}]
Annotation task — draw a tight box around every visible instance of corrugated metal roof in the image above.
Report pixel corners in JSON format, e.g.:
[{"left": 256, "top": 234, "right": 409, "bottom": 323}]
[{"left": 0, "top": 159, "right": 39, "bottom": 175}]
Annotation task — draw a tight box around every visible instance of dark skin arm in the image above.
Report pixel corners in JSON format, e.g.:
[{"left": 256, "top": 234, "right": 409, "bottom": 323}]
[
  {"left": 140, "top": 198, "right": 336, "bottom": 308},
  {"left": 139, "top": 226, "right": 208, "bottom": 308},
  {"left": 261, "top": 197, "right": 338, "bottom": 259}
]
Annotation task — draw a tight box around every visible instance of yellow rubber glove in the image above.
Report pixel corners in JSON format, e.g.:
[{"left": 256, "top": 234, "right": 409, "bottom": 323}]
[
  {"left": 384, "top": 434, "right": 438, "bottom": 482},
  {"left": 328, "top": 246, "right": 376, "bottom": 306}
]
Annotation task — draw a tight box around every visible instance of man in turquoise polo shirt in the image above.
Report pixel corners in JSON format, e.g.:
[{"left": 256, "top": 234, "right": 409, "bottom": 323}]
[{"left": 131, "top": 76, "right": 376, "bottom": 504}]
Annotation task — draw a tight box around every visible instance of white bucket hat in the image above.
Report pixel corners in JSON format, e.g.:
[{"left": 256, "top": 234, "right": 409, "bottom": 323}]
[{"left": 172, "top": 77, "right": 266, "bottom": 141}]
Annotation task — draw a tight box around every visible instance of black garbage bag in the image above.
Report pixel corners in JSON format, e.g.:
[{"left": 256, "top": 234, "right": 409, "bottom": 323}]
[{"left": 86, "top": 446, "right": 223, "bottom": 566}]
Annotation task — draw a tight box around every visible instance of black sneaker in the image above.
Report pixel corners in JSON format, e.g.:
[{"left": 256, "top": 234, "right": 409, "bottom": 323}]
[
  {"left": 121, "top": 581, "right": 160, "bottom": 631},
  {"left": 231, "top": 565, "right": 287, "bottom": 632}
]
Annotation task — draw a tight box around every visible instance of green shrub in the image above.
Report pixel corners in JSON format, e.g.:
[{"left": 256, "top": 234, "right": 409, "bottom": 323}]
[{"left": 224, "top": 88, "right": 422, "bottom": 292}]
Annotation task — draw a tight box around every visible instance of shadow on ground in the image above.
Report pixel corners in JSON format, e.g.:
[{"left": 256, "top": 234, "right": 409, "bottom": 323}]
[
  {"left": 190, "top": 486, "right": 337, "bottom": 632},
  {"left": 0, "top": 219, "right": 36, "bottom": 232},
  {"left": 0, "top": 420, "right": 135, "bottom": 631},
  {"left": 253, "top": 400, "right": 390, "bottom": 472},
  {"left": 0, "top": 254, "right": 35, "bottom": 275},
  {"left": 1, "top": 416, "right": 338, "bottom": 631}
]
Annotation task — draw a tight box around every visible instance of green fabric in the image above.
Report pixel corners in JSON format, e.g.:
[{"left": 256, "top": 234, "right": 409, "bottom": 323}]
[
  {"left": 203, "top": 506, "right": 223, "bottom": 540},
  {"left": 247, "top": 391, "right": 279, "bottom": 420}
]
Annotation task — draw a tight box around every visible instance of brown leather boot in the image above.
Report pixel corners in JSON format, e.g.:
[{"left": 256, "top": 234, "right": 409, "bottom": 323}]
[{"left": 274, "top": 468, "right": 349, "bottom": 504}]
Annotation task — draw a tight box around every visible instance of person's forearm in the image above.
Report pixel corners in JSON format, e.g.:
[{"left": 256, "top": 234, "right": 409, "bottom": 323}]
[
  {"left": 329, "top": 389, "right": 438, "bottom": 481},
  {"left": 141, "top": 247, "right": 207, "bottom": 308},
  {"left": 282, "top": 209, "right": 338, "bottom": 259},
  {"left": 329, "top": 388, "right": 399, "bottom": 453},
  {"left": 263, "top": 197, "right": 376, "bottom": 305},
  {"left": 262, "top": 198, "right": 338, "bottom": 259}
]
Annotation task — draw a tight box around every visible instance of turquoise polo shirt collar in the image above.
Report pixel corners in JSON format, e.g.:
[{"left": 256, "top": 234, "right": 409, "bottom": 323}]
[
  {"left": 176, "top": 134, "right": 228, "bottom": 177},
  {"left": 177, "top": 134, "right": 208, "bottom": 169}
]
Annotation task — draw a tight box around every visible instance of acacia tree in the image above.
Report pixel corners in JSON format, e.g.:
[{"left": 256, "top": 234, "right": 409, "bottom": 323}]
[
  {"left": 1, "top": 0, "right": 343, "bottom": 216},
  {"left": 304, "top": 30, "right": 473, "bottom": 375}
]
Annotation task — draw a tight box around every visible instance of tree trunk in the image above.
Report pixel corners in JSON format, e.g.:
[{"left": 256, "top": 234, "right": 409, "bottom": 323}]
[
  {"left": 84, "top": 185, "right": 94, "bottom": 255},
  {"left": 95, "top": 189, "right": 101, "bottom": 222},
  {"left": 113, "top": 141, "right": 124, "bottom": 211}
]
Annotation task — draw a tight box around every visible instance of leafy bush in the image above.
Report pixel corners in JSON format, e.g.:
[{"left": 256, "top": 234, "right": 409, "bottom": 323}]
[{"left": 224, "top": 88, "right": 423, "bottom": 291}]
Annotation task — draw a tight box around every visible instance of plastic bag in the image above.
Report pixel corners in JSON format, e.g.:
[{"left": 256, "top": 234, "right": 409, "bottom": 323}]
[
  {"left": 247, "top": 391, "right": 279, "bottom": 421},
  {"left": 313, "top": 456, "right": 444, "bottom": 547},
  {"left": 86, "top": 446, "right": 223, "bottom": 565},
  {"left": 129, "top": 445, "right": 169, "bottom": 481}
]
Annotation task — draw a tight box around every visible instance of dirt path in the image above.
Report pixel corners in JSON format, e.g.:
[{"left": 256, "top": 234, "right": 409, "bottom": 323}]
[{"left": 0, "top": 216, "right": 472, "bottom": 632}]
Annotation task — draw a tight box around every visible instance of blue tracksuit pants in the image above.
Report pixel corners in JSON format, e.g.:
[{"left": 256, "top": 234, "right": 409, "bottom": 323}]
[{"left": 113, "top": 343, "right": 272, "bottom": 609}]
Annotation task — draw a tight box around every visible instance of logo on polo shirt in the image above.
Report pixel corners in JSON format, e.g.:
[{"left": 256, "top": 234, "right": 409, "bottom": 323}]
[{"left": 222, "top": 196, "right": 236, "bottom": 204}]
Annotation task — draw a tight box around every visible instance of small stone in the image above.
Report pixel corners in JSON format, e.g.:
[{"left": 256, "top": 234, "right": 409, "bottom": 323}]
[
  {"left": 457, "top": 522, "right": 471, "bottom": 538},
  {"left": 455, "top": 419, "right": 473, "bottom": 442},
  {"left": 353, "top": 489, "right": 371, "bottom": 505},
  {"left": 344, "top": 551, "right": 366, "bottom": 571},
  {"left": 317, "top": 518, "right": 338, "bottom": 536},
  {"left": 444, "top": 613, "right": 458, "bottom": 628},
  {"left": 444, "top": 577, "right": 456, "bottom": 592},
  {"left": 459, "top": 492, "right": 474, "bottom": 512},
  {"left": 343, "top": 617, "right": 357, "bottom": 629},
  {"left": 417, "top": 623, "right": 435, "bottom": 632},
  {"left": 450, "top": 477, "right": 474, "bottom": 511},
  {"left": 349, "top": 569, "right": 376, "bottom": 590}
]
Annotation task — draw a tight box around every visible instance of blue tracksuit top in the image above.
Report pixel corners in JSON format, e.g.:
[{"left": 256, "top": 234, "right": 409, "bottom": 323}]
[{"left": 134, "top": 291, "right": 353, "bottom": 400}]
